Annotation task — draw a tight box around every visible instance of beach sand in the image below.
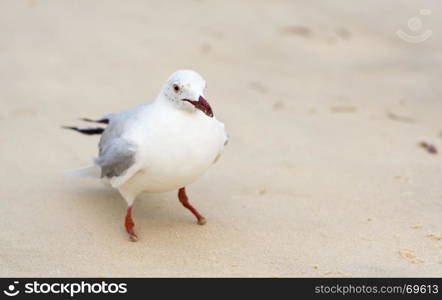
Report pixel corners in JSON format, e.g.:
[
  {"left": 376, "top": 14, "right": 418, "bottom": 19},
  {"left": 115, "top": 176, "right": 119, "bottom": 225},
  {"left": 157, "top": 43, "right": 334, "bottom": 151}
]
[{"left": 0, "top": 0, "right": 441, "bottom": 277}]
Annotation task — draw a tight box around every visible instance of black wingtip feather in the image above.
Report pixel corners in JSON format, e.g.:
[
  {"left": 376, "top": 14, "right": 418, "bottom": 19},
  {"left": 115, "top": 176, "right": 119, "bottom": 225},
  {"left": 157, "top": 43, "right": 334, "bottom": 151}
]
[
  {"left": 62, "top": 126, "right": 105, "bottom": 135},
  {"left": 80, "top": 118, "right": 109, "bottom": 124}
]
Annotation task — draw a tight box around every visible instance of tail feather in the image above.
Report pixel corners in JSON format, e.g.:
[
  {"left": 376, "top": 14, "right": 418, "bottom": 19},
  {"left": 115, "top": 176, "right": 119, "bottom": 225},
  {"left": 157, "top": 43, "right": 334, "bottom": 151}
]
[{"left": 64, "top": 165, "right": 101, "bottom": 179}]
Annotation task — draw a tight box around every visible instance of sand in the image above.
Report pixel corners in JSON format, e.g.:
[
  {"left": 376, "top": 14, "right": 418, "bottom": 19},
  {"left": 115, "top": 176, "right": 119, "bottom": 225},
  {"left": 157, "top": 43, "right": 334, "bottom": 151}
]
[{"left": 0, "top": 0, "right": 441, "bottom": 277}]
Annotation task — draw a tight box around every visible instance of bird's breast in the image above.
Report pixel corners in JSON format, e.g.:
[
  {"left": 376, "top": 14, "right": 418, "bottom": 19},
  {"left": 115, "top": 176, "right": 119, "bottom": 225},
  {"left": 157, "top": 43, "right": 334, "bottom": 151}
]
[{"left": 127, "top": 110, "right": 226, "bottom": 193}]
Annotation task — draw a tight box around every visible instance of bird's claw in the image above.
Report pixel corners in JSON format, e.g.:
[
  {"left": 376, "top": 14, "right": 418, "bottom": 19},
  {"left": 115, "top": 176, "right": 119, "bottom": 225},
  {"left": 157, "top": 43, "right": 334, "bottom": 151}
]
[{"left": 129, "top": 233, "right": 138, "bottom": 242}]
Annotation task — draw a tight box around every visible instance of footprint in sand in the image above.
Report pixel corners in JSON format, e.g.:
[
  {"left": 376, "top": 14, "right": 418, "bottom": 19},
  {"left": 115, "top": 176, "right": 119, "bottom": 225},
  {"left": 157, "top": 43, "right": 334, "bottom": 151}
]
[{"left": 399, "top": 249, "right": 424, "bottom": 264}]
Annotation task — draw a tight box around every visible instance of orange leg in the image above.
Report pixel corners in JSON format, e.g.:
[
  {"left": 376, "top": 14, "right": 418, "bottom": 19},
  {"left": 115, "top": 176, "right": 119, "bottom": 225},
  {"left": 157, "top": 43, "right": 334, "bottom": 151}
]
[
  {"left": 125, "top": 206, "right": 138, "bottom": 242},
  {"left": 178, "top": 187, "right": 206, "bottom": 225}
]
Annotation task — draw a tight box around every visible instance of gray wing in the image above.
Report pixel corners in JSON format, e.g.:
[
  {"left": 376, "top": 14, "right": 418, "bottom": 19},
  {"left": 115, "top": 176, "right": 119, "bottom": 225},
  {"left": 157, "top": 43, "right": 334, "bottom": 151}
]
[
  {"left": 95, "top": 116, "right": 137, "bottom": 179},
  {"left": 96, "top": 139, "right": 136, "bottom": 178}
]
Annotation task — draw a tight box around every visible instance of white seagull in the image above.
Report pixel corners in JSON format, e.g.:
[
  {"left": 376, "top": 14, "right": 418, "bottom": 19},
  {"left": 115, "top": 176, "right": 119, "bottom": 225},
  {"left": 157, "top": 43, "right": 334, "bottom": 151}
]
[{"left": 64, "top": 70, "right": 228, "bottom": 241}]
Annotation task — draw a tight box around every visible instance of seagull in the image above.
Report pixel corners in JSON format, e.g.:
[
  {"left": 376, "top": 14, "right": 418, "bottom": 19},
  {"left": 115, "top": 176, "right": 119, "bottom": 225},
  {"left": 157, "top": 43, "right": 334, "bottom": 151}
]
[{"left": 64, "top": 70, "right": 228, "bottom": 241}]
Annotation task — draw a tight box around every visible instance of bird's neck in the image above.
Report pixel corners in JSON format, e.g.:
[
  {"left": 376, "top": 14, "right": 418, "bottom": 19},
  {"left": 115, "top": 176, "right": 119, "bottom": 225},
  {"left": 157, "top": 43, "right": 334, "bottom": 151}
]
[{"left": 154, "top": 93, "right": 173, "bottom": 108}]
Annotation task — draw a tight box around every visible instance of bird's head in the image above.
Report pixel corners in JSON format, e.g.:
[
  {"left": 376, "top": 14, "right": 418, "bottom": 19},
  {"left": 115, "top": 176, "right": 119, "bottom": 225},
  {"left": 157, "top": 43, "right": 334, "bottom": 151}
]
[{"left": 160, "top": 69, "right": 213, "bottom": 118}]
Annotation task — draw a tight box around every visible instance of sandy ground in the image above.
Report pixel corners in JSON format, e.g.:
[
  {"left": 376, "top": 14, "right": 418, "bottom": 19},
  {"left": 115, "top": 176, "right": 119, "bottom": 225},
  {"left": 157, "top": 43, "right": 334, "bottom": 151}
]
[{"left": 1, "top": 0, "right": 441, "bottom": 277}]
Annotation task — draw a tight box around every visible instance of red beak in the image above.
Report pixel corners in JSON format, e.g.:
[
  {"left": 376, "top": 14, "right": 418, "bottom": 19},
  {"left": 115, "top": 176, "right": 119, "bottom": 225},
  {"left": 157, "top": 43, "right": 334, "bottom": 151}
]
[{"left": 183, "top": 96, "right": 214, "bottom": 117}]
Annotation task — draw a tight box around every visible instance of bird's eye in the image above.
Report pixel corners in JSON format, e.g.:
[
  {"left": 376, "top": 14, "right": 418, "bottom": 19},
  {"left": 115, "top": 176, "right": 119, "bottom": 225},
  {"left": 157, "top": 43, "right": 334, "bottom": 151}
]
[{"left": 173, "top": 84, "right": 180, "bottom": 93}]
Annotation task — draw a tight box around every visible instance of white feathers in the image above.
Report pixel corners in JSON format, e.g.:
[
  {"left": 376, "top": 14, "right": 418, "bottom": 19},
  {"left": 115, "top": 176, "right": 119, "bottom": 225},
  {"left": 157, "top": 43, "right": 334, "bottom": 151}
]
[{"left": 63, "top": 165, "right": 100, "bottom": 179}]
